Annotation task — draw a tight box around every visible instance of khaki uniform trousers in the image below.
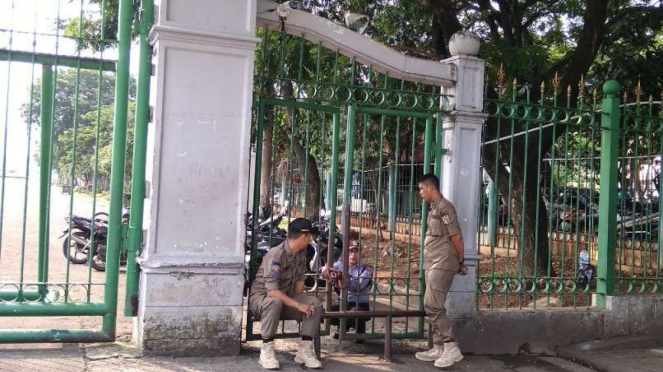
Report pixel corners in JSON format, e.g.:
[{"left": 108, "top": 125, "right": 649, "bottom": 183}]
[
  {"left": 250, "top": 292, "right": 322, "bottom": 339},
  {"left": 424, "top": 269, "right": 456, "bottom": 345}
]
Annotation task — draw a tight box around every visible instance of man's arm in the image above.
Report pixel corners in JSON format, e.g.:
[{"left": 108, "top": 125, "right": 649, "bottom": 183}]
[
  {"left": 356, "top": 266, "right": 374, "bottom": 291},
  {"left": 450, "top": 233, "right": 468, "bottom": 275},
  {"left": 450, "top": 233, "right": 464, "bottom": 262},
  {"left": 294, "top": 280, "right": 305, "bottom": 294}
]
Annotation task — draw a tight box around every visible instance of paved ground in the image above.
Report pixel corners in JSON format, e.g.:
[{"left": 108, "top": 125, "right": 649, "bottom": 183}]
[
  {"left": 557, "top": 335, "right": 663, "bottom": 372},
  {"left": 0, "top": 338, "right": 598, "bottom": 372},
  {"left": 0, "top": 176, "right": 132, "bottom": 338},
  {"left": 2, "top": 330, "right": 663, "bottom": 372}
]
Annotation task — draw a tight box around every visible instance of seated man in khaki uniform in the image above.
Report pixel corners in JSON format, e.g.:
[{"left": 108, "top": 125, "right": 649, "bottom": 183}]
[{"left": 249, "top": 218, "right": 323, "bottom": 370}]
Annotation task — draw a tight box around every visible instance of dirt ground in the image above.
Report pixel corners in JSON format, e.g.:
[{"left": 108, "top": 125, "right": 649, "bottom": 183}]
[
  {"left": 350, "top": 227, "right": 595, "bottom": 310},
  {"left": 0, "top": 176, "right": 133, "bottom": 339}
]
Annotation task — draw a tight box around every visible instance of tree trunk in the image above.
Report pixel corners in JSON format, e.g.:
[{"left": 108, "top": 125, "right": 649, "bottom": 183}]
[
  {"left": 482, "top": 137, "right": 552, "bottom": 279},
  {"left": 259, "top": 119, "right": 273, "bottom": 212},
  {"left": 508, "top": 172, "right": 553, "bottom": 280},
  {"left": 288, "top": 131, "right": 322, "bottom": 222}
]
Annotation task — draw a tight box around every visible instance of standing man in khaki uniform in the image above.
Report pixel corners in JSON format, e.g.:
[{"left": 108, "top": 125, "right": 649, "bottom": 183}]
[
  {"left": 415, "top": 174, "right": 468, "bottom": 368},
  {"left": 249, "top": 218, "right": 323, "bottom": 370}
]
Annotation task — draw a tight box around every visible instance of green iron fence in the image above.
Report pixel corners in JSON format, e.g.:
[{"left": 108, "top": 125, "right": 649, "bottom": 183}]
[
  {"left": 479, "top": 74, "right": 602, "bottom": 310},
  {"left": 0, "top": 0, "right": 150, "bottom": 342},
  {"left": 245, "top": 29, "right": 451, "bottom": 342},
  {"left": 479, "top": 75, "right": 663, "bottom": 310},
  {"left": 613, "top": 87, "right": 663, "bottom": 295}
]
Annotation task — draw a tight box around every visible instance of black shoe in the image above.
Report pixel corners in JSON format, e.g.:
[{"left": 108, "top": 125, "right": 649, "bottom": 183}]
[{"left": 332, "top": 332, "right": 339, "bottom": 340}]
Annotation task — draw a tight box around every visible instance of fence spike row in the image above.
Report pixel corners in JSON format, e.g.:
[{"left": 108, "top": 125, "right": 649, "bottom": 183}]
[{"left": 553, "top": 72, "right": 561, "bottom": 96}]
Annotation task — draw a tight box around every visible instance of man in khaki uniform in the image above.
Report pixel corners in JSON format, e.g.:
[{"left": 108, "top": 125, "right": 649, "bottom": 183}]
[
  {"left": 249, "top": 218, "right": 322, "bottom": 370},
  {"left": 415, "top": 174, "right": 468, "bottom": 368}
]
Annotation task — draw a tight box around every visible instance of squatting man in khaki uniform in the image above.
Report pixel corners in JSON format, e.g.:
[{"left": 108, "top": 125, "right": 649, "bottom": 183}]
[
  {"left": 249, "top": 218, "right": 323, "bottom": 370},
  {"left": 415, "top": 174, "right": 468, "bottom": 368}
]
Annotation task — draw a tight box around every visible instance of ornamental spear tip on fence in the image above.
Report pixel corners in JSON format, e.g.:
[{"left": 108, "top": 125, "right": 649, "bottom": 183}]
[
  {"left": 635, "top": 80, "right": 643, "bottom": 104},
  {"left": 497, "top": 64, "right": 506, "bottom": 92},
  {"left": 578, "top": 75, "right": 585, "bottom": 99},
  {"left": 553, "top": 71, "right": 561, "bottom": 96},
  {"left": 540, "top": 81, "right": 545, "bottom": 95},
  {"left": 593, "top": 88, "right": 599, "bottom": 105},
  {"left": 649, "top": 94, "right": 654, "bottom": 106}
]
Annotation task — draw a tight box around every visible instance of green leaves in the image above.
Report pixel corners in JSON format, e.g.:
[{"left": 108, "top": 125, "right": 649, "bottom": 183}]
[{"left": 21, "top": 68, "right": 136, "bottom": 190}]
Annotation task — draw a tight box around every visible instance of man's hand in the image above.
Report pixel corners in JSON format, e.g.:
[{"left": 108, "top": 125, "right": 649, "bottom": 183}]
[
  {"left": 297, "top": 302, "right": 315, "bottom": 318},
  {"left": 458, "top": 264, "right": 468, "bottom": 276},
  {"left": 320, "top": 266, "right": 332, "bottom": 280}
]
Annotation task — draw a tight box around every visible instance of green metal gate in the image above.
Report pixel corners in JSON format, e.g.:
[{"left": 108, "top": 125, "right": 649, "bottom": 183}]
[
  {"left": 0, "top": 0, "right": 151, "bottom": 342},
  {"left": 245, "top": 29, "right": 451, "bottom": 341}
]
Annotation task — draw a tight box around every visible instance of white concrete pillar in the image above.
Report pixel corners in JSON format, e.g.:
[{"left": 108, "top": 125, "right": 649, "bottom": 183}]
[
  {"left": 440, "top": 35, "right": 486, "bottom": 319},
  {"left": 135, "top": 0, "right": 258, "bottom": 356}
]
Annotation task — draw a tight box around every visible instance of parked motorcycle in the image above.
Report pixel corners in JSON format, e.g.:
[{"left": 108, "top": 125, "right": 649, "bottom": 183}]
[
  {"left": 59, "top": 208, "right": 129, "bottom": 272},
  {"left": 243, "top": 201, "right": 321, "bottom": 293},
  {"left": 60, "top": 212, "right": 109, "bottom": 266},
  {"left": 309, "top": 209, "right": 343, "bottom": 273},
  {"left": 245, "top": 202, "right": 290, "bottom": 267}
]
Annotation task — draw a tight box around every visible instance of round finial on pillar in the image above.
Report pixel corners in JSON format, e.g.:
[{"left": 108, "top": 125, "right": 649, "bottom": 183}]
[
  {"left": 603, "top": 80, "right": 620, "bottom": 96},
  {"left": 448, "top": 31, "right": 481, "bottom": 56}
]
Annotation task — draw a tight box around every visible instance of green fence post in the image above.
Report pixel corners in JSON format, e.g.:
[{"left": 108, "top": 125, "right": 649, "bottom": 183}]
[
  {"left": 38, "top": 64, "right": 54, "bottom": 298},
  {"left": 325, "top": 170, "right": 332, "bottom": 211},
  {"left": 103, "top": 0, "right": 134, "bottom": 337},
  {"left": 340, "top": 105, "right": 357, "bottom": 335},
  {"left": 597, "top": 80, "right": 620, "bottom": 308},
  {"left": 487, "top": 179, "right": 497, "bottom": 247},
  {"left": 125, "top": 0, "right": 154, "bottom": 317},
  {"left": 388, "top": 164, "right": 396, "bottom": 234},
  {"left": 434, "top": 113, "right": 443, "bottom": 178}
]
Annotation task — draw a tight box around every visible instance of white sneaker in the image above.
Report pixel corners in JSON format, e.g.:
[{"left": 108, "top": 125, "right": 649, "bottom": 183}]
[
  {"left": 259, "top": 341, "right": 280, "bottom": 370},
  {"left": 415, "top": 344, "right": 444, "bottom": 362},
  {"left": 294, "top": 340, "right": 322, "bottom": 369},
  {"left": 434, "top": 341, "right": 463, "bottom": 368}
]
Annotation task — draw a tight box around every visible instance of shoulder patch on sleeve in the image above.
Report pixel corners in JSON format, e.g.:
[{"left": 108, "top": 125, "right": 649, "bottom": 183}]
[
  {"left": 442, "top": 214, "right": 452, "bottom": 225},
  {"left": 269, "top": 263, "right": 282, "bottom": 277}
]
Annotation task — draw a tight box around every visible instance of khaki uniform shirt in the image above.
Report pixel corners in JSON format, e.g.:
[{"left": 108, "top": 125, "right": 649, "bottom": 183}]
[
  {"left": 424, "top": 197, "right": 462, "bottom": 272},
  {"left": 250, "top": 241, "right": 307, "bottom": 297}
]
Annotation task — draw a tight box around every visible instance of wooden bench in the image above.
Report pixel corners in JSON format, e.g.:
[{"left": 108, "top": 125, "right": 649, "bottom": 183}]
[{"left": 315, "top": 310, "right": 427, "bottom": 362}]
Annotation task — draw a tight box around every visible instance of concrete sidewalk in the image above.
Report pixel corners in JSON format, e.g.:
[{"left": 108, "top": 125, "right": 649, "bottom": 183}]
[
  {"left": 557, "top": 335, "right": 663, "bottom": 372},
  {"left": 0, "top": 339, "right": 597, "bottom": 372}
]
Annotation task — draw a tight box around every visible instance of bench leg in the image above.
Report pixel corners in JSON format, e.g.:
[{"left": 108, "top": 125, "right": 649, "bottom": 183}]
[{"left": 384, "top": 316, "right": 392, "bottom": 362}]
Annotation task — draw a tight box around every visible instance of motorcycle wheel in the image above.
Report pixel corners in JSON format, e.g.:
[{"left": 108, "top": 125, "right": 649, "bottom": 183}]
[
  {"left": 90, "top": 253, "right": 106, "bottom": 272},
  {"left": 62, "top": 230, "right": 90, "bottom": 264}
]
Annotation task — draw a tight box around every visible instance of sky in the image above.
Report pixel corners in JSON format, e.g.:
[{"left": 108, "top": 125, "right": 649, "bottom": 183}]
[{"left": 0, "top": 0, "right": 139, "bottom": 176}]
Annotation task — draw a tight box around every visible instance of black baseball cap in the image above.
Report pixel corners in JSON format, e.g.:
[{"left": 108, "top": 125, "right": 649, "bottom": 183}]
[{"left": 288, "top": 218, "right": 314, "bottom": 234}]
